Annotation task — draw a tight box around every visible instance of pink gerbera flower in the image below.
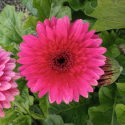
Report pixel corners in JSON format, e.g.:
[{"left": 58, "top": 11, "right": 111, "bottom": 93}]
[
  {"left": 0, "top": 46, "right": 20, "bottom": 117},
  {"left": 17, "top": 16, "right": 106, "bottom": 104}
]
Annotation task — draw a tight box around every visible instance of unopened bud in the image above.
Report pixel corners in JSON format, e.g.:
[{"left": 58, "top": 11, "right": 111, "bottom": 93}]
[
  {"left": 118, "top": 44, "right": 125, "bottom": 55},
  {"left": 98, "top": 57, "right": 121, "bottom": 86}
]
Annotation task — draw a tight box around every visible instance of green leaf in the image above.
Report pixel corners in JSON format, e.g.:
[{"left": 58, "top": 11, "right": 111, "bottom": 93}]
[
  {"left": 25, "top": 115, "right": 32, "bottom": 125},
  {"left": 42, "top": 115, "right": 64, "bottom": 125},
  {"left": 21, "top": 0, "right": 38, "bottom": 17},
  {"left": 116, "top": 83, "right": 125, "bottom": 97},
  {"left": 0, "top": 5, "right": 35, "bottom": 47},
  {"left": 99, "top": 31, "right": 114, "bottom": 47},
  {"left": 88, "top": 84, "right": 122, "bottom": 125},
  {"left": 84, "top": 1, "right": 96, "bottom": 15},
  {"left": 0, "top": 5, "right": 23, "bottom": 46},
  {"left": 33, "top": 0, "right": 71, "bottom": 21},
  {"left": 22, "top": 0, "right": 71, "bottom": 32},
  {"left": 34, "top": 93, "right": 49, "bottom": 118},
  {"left": 13, "top": 115, "right": 25, "bottom": 125},
  {"left": 67, "top": 0, "right": 87, "bottom": 11},
  {"left": 0, "top": 109, "right": 17, "bottom": 125},
  {"left": 65, "top": 123, "right": 74, "bottom": 125},
  {"left": 85, "top": 0, "right": 125, "bottom": 32},
  {"left": 115, "top": 38, "right": 125, "bottom": 45},
  {"left": 29, "top": 110, "right": 45, "bottom": 119},
  {"left": 116, "top": 104, "right": 125, "bottom": 125},
  {"left": 105, "top": 45, "right": 120, "bottom": 57},
  {"left": 17, "top": 79, "right": 34, "bottom": 112},
  {"left": 55, "top": 6, "right": 71, "bottom": 20},
  {"left": 2, "top": 44, "right": 14, "bottom": 51},
  {"left": 21, "top": 16, "right": 38, "bottom": 31},
  {"left": 99, "top": 31, "right": 120, "bottom": 57},
  {"left": 0, "top": 25, "right": 4, "bottom": 44},
  {"left": 49, "top": 95, "right": 95, "bottom": 125},
  {"left": 13, "top": 114, "right": 32, "bottom": 125}
]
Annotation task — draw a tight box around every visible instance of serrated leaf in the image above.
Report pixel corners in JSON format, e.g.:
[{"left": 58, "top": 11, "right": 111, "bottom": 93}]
[
  {"left": 0, "top": 5, "right": 34, "bottom": 47},
  {"left": 0, "top": 25, "right": 4, "bottom": 44},
  {"left": 99, "top": 31, "right": 114, "bottom": 47},
  {"left": 0, "top": 5, "right": 23, "bottom": 46},
  {"left": 33, "top": 0, "right": 71, "bottom": 21},
  {"left": 116, "top": 104, "right": 125, "bottom": 125},
  {"left": 99, "top": 31, "right": 120, "bottom": 57},
  {"left": 105, "top": 45, "right": 120, "bottom": 57},
  {"left": 2, "top": 44, "right": 14, "bottom": 51},
  {"left": 21, "top": 0, "right": 38, "bottom": 17},
  {"left": 29, "top": 110, "right": 44, "bottom": 119},
  {"left": 21, "top": 16, "right": 38, "bottom": 31},
  {"left": 116, "top": 83, "right": 125, "bottom": 97},
  {"left": 25, "top": 115, "right": 32, "bottom": 125},
  {"left": 49, "top": 95, "right": 95, "bottom": 125},
  {"left": 115, "top": 38, "right": 125, "bottom": 45},
  {"left": 17, "top": 79, "right": 34, "bottom": 112},
  {"left": 42, "top": 115, "right": 64, "bottom": 125},
  {"left": 34, "top": 93, "right": 49, "bottom": 118},
  {"left": 22, "top": 0, "right": 71, "bottom": 32},
  {"left": 0, "top": 109, "right": 17, "bottom": 125},
  {"left": 13, "top": 115, "right": 25, "bottom": 125},
  {"left": 55, "top": 6, "right": 71, "bottom": 20},
  {"left": 88, "top": 84, "right": 122, "bottom": 125},
  {"left": 67, "top": 0, "right": 87, "bottom": 11},
  {"left": 85, "top": 0, "right": 125, "bottom": 32}
]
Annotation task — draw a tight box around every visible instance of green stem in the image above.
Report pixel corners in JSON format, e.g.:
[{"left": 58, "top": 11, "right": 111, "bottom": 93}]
[
  {"left": 13, "top": 100, "right": 27, "bottom": 114},
  {"left": 0, "top": 117, "right": 2, "bottom": 125}
]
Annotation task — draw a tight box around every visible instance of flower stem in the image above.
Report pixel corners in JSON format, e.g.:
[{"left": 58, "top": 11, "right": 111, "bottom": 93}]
[
  {"left": 0, "top": 117, "right": 2, "bottom": 125},
  {"left": 13, "top": 100, "right": 27, "bottom": 114}
]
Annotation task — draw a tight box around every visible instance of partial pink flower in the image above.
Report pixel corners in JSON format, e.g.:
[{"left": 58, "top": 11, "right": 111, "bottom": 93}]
[
  {"left": 0, "top": 46, "right": 20, "bottom": 117},
  {"left": 18, "top": 16, "right": 106, "bottom": 104}
]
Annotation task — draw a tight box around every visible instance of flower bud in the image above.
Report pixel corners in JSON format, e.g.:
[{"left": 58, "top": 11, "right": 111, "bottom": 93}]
[
  {"left": 98, "top": 57, "right": 122, "bottom": 86},
  {"left": 117, "top": 44, "right": 125, "bottom": 55}
]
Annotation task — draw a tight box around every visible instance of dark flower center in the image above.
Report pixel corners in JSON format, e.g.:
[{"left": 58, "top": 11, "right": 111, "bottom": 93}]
[
  {"left": 57, "top": 57, "right": 65, "bottom": 65},
  {"left": 50, "top": 50, "right": 73, "bottom": 72}
]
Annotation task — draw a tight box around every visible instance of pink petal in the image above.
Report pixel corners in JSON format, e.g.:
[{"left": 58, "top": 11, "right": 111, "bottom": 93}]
[
  {"left": 38, "top": 87, "right": 49, "bottom": 98},
  {"left": 69, "top": 19, "right": 83, "bottom": 39},
  {"left": 73, "top": 86, "right": 79, "bottom": 102},
  {"left": 83, "top": 30, "right": 95, "bottom": 41},
  {"left": 46, "top": 26, "right": 55, "bottom": 42},
  {"left": 82, "top": 22, "right": 89, "bottom": 33},
  {"left": 0, "top": 103, "right": 5, "bottom": 117},
  {"left": 51, "top": 17, "right": 57, "bottom": 27},
  {"left": 0, "top": 82, "right": 11, "bottom": 91},
  {"left": 10, "top": 81, "right": 18, "bottom": 88},
  {"left": 63, "top": 15, "right": 71, "bottom": 32},
  {"left": 1, "top": 100, "right": 11, "bottom": 108},
  {"left": 36, "top": 22, "right": 46, "bottom": 38},
  {"left": 0, "top": 92, "right": 6, "bottom": 101},
  {"left": 79, "top": 87, "right": 88, "bottom": 98},
  {"left": 44, "top": 18, "right": 51, "bottom": 27},
  {"left": 2, "top": 91, "right": 15, "bottom": 101},
  {"left": 89, "top": 79, "right": 98, "bottom": 86},
  {"left": 8, "top": 88, "right": 20, "bottom": 96},
  {"left": 56, "top": 18, "right": 67, "bottom": 39},
  {"left": 4, "top": 63, "right": 15, "bottom": 71},
  {"left": 49, "top": 84, "right": 58, "bottom": 103}
]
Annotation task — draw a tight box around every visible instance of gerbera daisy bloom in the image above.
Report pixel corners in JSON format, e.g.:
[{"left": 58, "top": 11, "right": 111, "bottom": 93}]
[
  {"left": 0, "top": 46, "right": 20, "bottom": 117},
  {"left": 17, "top": 16, "right": 106, "bottom": 104}
]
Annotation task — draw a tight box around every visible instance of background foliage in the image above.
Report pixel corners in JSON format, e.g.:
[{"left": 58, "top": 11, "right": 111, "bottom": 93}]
[{"left": 0, "top": 0, "right": 125, "bottom": 125}]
